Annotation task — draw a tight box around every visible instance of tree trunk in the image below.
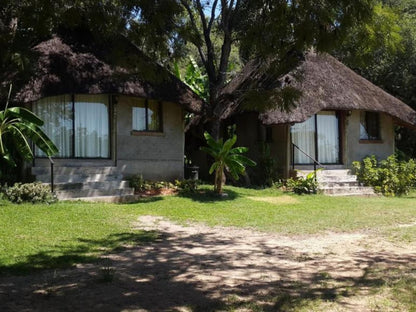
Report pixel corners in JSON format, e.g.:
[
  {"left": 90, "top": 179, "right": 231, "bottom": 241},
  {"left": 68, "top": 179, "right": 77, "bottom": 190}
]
[
  {"left": 207, "top": 117, "right": 222, "bottom": 141},
  {"left": 215, "top": 166, "right": 224, "bottom": 194}
]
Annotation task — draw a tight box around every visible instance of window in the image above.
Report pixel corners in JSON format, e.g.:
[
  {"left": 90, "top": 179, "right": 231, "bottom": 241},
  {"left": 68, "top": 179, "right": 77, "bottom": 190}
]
[
  {"left": 34, "top": 94, "right": 110, "bottom": 158},
  {"left": 132, "top": 99, "right": 162, "bottom": 132},
  {"left": 360, "top": 111, "right": 380, "bottom": 140}
]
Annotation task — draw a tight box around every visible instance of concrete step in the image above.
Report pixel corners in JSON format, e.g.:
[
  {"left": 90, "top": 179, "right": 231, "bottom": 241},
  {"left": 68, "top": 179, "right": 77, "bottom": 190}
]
[
  {"left": 296, "top": 169, "right": 376, "bottom": 196},
  {"left": 319, "top": 181, "right": 360, "bottom": 188},
  {"left": 320, "top": 186, "right": 376, "bottom": 196},
  {"left": 36, "top": 173, "right": 124, "bottom": 183},
  {"left": 32, "top": 166, "right": 119, "bottom": 176},
  {"left": 55, "top": 187, "right": 134, "bottom": 200},
  {"left": 317, "top": 169, "right": 352, "bottom": 176},
  {"left": 317, "top": 175, "right": 358, "bottom": 183},
  {"left": 53, "top": 180, "right": 130, "bottom": 191}
]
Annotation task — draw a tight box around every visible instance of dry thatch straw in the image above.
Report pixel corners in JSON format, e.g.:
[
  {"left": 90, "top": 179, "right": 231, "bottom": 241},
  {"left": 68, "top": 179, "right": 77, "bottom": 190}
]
[
  {"left": 221, "top": 52, "right": 416, "bottom": 128},
  {"left": 14, "top": 36, "right": 202, "bottom": 113}
]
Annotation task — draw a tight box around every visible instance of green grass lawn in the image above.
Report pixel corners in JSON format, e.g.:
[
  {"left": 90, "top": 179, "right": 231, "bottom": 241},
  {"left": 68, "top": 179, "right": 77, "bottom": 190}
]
[{"left": 1, "top": 185, "right": 416, "bottom": 275}]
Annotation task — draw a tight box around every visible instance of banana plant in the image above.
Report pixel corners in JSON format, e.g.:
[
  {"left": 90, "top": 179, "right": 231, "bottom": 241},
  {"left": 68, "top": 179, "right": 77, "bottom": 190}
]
[
  {"left": 201, "top": 131, "right": 256, "bottom": 194},
  {"left": 173, "top": 56, "right": 209, "bottom": 102},
  {"left": 0, "top": 85, "right": 58, "bottom": 167}
]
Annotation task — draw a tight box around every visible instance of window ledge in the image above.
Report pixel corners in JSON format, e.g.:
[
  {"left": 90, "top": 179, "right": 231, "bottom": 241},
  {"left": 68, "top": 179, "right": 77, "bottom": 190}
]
[
  {"left": 359, "top": 139, "right": 383, "bottom": 144},
  {"left": 131, "top": 130, "right": 164, "bottom": 137}
]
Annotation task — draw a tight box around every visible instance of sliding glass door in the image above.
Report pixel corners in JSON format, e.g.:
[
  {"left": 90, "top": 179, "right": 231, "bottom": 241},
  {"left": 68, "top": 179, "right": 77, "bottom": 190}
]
[
  {"left": 291, "top": 111, "right": 340, "bottom": 164},
  {"left": 74, "top": 95, "right": 109, "bottom": 158},
  {"left": 34, "top": 95, "right": 73, "bottom": 157},
  {"left": 291, "top": 117, "right": 316, "bottom": 164},
  {"left": 34, "top": 94, "right": 110, "bottom": 158},
  {"left": 317, "top": 112, "right": 339, "bottom": 164}
]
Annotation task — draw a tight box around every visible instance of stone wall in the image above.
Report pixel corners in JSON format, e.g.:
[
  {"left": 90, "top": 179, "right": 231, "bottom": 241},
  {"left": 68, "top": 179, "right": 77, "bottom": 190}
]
[{"left": 115, "top": 95, "right": 185, "bottom": 180}]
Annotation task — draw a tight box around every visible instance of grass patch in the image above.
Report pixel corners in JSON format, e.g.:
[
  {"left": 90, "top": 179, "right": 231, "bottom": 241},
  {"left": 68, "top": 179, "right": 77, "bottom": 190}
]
[
  {"left": 132, "top": 186, "right": 416, "bottom": 235},
  {"left": 1, "top": 186, "right": 416, "bottom": 275},
  {"left": 0, "top": 200, "right": 159, "bottom": 275}
]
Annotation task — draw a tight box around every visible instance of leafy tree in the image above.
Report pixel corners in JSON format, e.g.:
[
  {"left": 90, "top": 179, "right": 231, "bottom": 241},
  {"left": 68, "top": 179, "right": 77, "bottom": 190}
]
[
  {"left": 0, "top": 86, "right": 58, "bottom": 168},
  {"left": 0, "top": 0, "right": 139, "bottom": 101},
  {"left": 130, "top": 0, "right": 377, "bottom": 138},
  {"left": 201, "top": 131, "right": 256, "bottom": 194},
  {"left": 1, "top": 0, "right": 382, "bottom": 140},
  {"left": 333, "top": 3, "right": 403, "bottom": 68},
  {"left": 335, "top": 0, "right": 416, "bottom": 157}
]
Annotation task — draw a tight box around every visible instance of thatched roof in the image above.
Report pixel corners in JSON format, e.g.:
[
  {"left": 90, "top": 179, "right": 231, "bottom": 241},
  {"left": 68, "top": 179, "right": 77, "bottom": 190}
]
[
  {"left": 222, "top": 52, "right": 416, "bottom": 128},
  {"left": 14, "top": 37, "right": 202, "bottom": 113}
]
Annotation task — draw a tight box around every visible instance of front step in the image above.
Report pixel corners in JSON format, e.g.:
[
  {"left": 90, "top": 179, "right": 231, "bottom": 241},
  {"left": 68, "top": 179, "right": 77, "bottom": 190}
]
[
  {"left": 32, "top": 165, "right": 134, "bottom": 200},
  {"left": 36, "top": 173, "right": 124, "bottom": 183},
  {"left": 53, "top": 181, "right": 131, "bottom": 191},
  {"left": 55, "top": 188, "right": 134, "bottom": 199},
  {"left": 296, "top": 169, "right": 376, "bottom": 196},
  {"left": 32, "top": 166, "right": 120, "bottom": 176},
  {"left": 320, "top": 186, "right": 375, "bottom": 196}
]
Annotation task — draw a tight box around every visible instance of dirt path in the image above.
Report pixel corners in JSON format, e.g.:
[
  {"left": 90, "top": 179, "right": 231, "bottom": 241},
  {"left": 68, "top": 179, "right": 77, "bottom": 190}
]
[{"left": 1, "top": 216, "right": 415, "bottom": 311}]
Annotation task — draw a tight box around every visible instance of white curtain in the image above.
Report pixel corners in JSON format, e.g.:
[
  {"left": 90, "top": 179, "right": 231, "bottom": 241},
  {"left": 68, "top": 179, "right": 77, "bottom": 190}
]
[
  {"left": 291, "top": 116, "right": 315, "bottom": 164},
  {"left": 132, "top": 98, "right": 146, "bottom": 131},
  {"left": 317, "top": 112, "right": 339, "bottom": 163},
  {"left": 74, "top": 95, "right": 109, "bottom": 158},
  {"left": 147, "top": 100, "right": 161, "bottom": 131},
  {"left": 34, "top": 95, "right": 72, "bottom": 157}
]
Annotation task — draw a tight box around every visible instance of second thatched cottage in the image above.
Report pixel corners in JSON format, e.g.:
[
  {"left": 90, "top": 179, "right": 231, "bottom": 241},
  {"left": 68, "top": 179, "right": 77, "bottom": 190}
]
[{"left": 217, "top": 52, "right": 416, "bottom": 186}]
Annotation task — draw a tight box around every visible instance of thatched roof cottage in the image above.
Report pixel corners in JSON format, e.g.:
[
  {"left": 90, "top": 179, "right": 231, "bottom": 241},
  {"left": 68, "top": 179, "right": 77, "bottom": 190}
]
[
  {"left": 15, "top": 36, "right": 202, "bottom": 200},
  {"left": 220, "top": 52, "right": 416, "bottom": 180}
]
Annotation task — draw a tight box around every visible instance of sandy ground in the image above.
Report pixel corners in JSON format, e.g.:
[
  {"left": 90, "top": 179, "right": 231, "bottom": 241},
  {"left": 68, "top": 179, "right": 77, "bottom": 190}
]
[{"left": 0, "top": 215, "right": 415, "bottom": 312}]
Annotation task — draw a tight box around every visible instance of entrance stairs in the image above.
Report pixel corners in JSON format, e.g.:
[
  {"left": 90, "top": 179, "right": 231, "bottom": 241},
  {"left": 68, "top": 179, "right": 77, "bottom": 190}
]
[
  {"left": 297, "top": 169, "right": 376, "bottom": 196},
  {"left": 32, "top": 166, "right": 135, "bottom": 201}
]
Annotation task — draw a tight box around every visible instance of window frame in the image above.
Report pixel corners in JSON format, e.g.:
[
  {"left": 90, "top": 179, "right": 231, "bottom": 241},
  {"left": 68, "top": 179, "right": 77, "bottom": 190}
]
[
  {"left": 131, "top": 99, "right": 163, "bottom": 133},
  {"left": 360, "top": 111, "right": 381, "bottom": 142},
  {"left": 33, "top": 94, "right": 111, "bottom": 159}
]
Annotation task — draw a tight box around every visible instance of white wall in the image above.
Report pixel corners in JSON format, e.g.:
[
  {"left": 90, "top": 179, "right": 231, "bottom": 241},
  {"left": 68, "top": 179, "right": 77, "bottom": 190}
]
[{"left": 344, "top": 111, "right": 395, "bottom": 165}]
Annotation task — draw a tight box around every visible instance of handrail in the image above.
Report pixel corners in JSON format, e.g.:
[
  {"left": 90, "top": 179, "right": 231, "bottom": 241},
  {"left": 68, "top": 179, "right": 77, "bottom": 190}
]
[
  {"left": 292, "top": 143, "right": 323, "bottom": 167},
  {"left": 48, "top": 156, "right": 54, "bottom": 193},
  {"left": 291, "top": 143, "right": 323, "bottom": 180}
]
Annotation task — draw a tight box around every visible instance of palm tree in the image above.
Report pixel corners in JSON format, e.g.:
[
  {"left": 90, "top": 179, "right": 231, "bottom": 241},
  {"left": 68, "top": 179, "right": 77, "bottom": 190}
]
[
  {"left": 201, "top": 131, "right": 256, "bottom": 194},
  {"left": 0, "top": 85, "right": 58, "bottom": 167}
]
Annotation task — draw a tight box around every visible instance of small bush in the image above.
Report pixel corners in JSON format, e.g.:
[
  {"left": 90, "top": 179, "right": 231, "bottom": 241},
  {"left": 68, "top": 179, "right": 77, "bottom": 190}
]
[
  {"left": 175, "top": 179, "right": 201, "bottom": 193},
  {"left": 272, "top": 179, "right": 285, "bottom": 189},
  {"left": 2, "top": 182, "right": 57, "bottom": 204},
  {"left": 352, "top": 155, "right": 416, "bottom": 196},
  {"left": 286, "top": 171, "right": 319, "bottom": 195},
  {"left": 127, "top": 174, "right": 147, "bottom": 192},
  {"left": 127, "top": 175, "right": 175, "bottom": 193}
]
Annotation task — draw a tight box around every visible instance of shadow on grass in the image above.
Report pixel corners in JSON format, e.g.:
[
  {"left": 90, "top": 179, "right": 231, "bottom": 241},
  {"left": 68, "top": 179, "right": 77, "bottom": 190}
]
[
  {"left": 0, "top": 226, "right": 415, "bottom": 311},
  {"left": 177, "top": 189, "right": 239, "bottom": 202},
  {"left": 0, "top": 230, "right": 160, "bottom": 276},
  {"left": 122, "top": 196, "right": 165, "bottom": 204}
]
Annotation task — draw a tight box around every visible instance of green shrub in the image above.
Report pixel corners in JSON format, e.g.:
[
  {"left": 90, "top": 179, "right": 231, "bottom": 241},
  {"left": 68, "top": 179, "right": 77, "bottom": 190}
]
[
  {"left": 2, "top": 182, "right": 57, "bottom": 204},
  {"left": 286, "top": 171, "right": 319, "bottom": 195},
  {"left": 127, "top": 175, "right": 175, "bottom": 193},
  {"left": 352, "top": 155, "right": 416, "bottom": 196},
  {"left": 127, "top": 174, "right": 147, "bottom": 192},
  {"left": 175, "top": 179, "right": 201, "bottom": 193}
]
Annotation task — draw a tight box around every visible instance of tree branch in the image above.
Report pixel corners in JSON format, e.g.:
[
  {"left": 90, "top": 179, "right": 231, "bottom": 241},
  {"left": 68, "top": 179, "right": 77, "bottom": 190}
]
[
  {"left": 217, "top": 0, "right": 236, "bottom": 87},
  {"left": 207, "top": 0, "right": 219, "bottom": 33},
  {"left": 195, "top": 0, "right": 217, "bottom": 84},
  {"left": 179, "top": 0, "right": 207, "bottom": 67}
]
